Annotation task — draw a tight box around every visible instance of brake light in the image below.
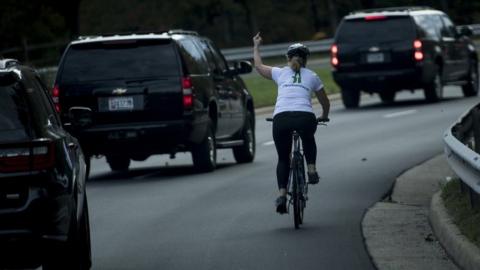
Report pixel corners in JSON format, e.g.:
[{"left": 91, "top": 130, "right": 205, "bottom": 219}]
[
  {"left": 0, "top": 141, "right": 55, "bottom": 173},
  {"left": 52, "top": 85, "right": 61, "bottom": 112},
  {"left": 330, "top": 44, "right": 339, "bottom": 68},
  {"left": 182, "top": 77, "right": 193, "bottom": 109},
  {"left": 365, "top": 15, "right": 387, "bottom": 21},
  {"left": 413, "top": 40, "right": 424, "bottom": 61}
]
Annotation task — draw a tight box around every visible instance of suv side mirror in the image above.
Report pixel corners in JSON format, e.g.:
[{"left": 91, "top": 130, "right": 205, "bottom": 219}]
[
  {"left": 458, "top": 26, "right": 473, "bottom": 37},
  {"left": 229, "top": 61, "right": 252, "bottom": 75},
  {"left": 69, "top": 107, "right": 93, "bottom": 128}
]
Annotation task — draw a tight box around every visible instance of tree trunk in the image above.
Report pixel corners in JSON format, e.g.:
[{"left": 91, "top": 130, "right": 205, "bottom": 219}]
[
  {"left": 235, "top": 0, "right": 257, "bottom": 35},
  {"left": 326, "top": 0, "right": 338, "bottom": 35},
  {"left": 309, "top": 0, "right": 321, "bottom": 32}
]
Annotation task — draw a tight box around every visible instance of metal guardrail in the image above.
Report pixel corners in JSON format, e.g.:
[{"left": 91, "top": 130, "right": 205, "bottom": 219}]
[
  {"left": 444, "top": 103, "right": 480, "bottom": 207},
  {"left": 223, "top": 24, "right": 480, "bottom": 61}
]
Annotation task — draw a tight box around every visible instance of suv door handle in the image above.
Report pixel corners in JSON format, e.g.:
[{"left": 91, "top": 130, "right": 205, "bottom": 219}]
[{"left": 68, "top": 142, "right": 78, "bottom": 150}]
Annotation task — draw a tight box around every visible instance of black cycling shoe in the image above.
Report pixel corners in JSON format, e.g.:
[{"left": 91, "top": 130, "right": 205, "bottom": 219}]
[
  {"left": 308, "top": 171, "right": 320, "bottom": 185},
  {"left": 275, "top": 196, "right": 287, "bottom": 214}
]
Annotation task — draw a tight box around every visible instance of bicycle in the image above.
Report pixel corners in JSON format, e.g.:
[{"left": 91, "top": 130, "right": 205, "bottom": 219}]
[{"left": 267, "top": 117, "right": 328, "bottom": 229}]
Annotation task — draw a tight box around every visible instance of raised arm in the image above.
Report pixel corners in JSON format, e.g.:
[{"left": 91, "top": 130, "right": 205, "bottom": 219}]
[
  {"left": 253, "top": 32, "right": 273, "bottom": 80},
  {"left": 315, "top": 88, "right": 330, "bottom": 120}
]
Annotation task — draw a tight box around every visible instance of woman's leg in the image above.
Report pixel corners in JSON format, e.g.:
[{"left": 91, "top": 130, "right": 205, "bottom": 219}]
[{"left": 272, "top": 113, "right": 292, "bottom": 193}]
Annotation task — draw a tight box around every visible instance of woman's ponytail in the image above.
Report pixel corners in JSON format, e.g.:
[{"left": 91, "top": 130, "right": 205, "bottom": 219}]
[{"left": 289, "top": 56, "right": 303, "bottom": 73}]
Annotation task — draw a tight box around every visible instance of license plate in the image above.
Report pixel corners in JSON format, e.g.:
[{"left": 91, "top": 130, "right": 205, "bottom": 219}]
[
  {"left": 108, "top": 97, "right": 134, "bottom": 111},
  {"left": 367, "top": 53, "right": 384, "bottom": 63}
]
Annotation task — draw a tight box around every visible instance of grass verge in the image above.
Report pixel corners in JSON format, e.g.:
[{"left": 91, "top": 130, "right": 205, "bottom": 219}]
[
  {"left": 242, "top": 65, "right": 340, "bottom": 108},
  {"left": 441, "top": 179, "right": 480, "bottom": 248}
]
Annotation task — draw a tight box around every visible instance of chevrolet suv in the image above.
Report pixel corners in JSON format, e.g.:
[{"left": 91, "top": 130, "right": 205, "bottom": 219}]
[
  {"left": 0, "top": 59, "right": 91, "bottom": 269},
  {"left": 54, "top": 30, "right": 255, "bottom": 172},
  {"left": 331, "top": 6, "right": 478, "bottom": 108}
]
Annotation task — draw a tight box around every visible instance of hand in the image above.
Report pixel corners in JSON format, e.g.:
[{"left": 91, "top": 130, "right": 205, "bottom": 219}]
[{"left": 253, "top": 32, "right": 262, "bottom": 47}]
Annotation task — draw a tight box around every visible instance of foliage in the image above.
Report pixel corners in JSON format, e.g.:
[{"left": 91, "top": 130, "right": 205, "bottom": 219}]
[{"left": 442, "top": 179, "right": 480, "bottom": 248}]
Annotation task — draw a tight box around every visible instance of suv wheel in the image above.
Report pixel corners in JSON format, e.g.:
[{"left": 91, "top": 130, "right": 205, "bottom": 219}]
[
  {"left": 233, "top": 112, "right": 255, "bottom": 163},
  {"left": 43, "top": 196, "right": 91, "bottom": 270},
  {"left": 341, "top": 89, "right": 360, "bottom": 108},
  {"left": 424, "top": 72, "right": 443, "bottom": 102},
  {"left": 462, "top": 60, "right": 479, "bottom": 97},
  {"left": 192, "top": 121, "right": 216, "bottom": 172},
  {"left": 106, "top": 155, "right": 131, "bottom": 172},
  {"left": 379, "top": 91, "right": 396, "bottom": 104}
]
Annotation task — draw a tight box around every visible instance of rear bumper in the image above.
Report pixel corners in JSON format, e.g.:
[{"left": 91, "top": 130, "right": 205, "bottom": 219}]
[
  {"left": 72, "top": 118, "right": 209, "bottom": 156},
  {"left": 333, "top": 67, "right": 429, "bottom": 92}
]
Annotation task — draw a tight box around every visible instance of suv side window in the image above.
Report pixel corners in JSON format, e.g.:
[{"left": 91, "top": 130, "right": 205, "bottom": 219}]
[
  {"left": 198, "top": 39, "right": 227, "bottom": 75},
  {"left": 177, "top": 38, "right": 208, "bottom": 74},
  {"left": 24, "top": 72, "right": 59, "bottom": 128},
  {"left": 33, "top": 76, "right": 61, "bottom": 127},
  {"left": 440, "top": 15, "right": 457, "bottom": 38},
  {"left": 413, "top": 15, "right": 440, "bottom": 40}
]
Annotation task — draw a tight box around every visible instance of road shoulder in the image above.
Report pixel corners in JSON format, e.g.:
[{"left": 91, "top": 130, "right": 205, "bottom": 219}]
[{"left": 362, "top": 155, "right": 459, "bottom": 270}]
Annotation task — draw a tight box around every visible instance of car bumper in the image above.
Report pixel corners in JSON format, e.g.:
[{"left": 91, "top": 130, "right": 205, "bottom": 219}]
[
  {"left": 333, "top": 67, "right": 427, "bottom": 92},
  {"left": 73, "top": 118, "right": 209, "bottom": 156}
]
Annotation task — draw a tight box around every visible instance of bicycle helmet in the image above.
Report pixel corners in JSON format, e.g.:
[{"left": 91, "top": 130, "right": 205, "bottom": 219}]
[{"left": 286, "top": 43, "right": 310, "bottom": 59}]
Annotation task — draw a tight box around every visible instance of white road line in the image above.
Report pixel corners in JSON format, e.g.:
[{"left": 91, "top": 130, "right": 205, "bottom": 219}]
[
  {"left": 383, "top": 109, "right": 418, "bottom": 118},
  {"left": 263, "top": 141, "right": 275, "bottom": 146}
]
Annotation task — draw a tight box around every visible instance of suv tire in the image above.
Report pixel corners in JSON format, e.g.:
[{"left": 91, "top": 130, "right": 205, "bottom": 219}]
[
  {"left": 192, "top": 121, "right": 216, "bottom": 172},
  {"left": 341, "top": 89, "right": 360, "bottom": 108},
  {"left": 462, "top": 60, "right": 479, "bottom": 97},
  {"left": 106, "top": 155, "right": 131, "bottom": 172},
  {"left": 233, "top": 112, "right": 255, "bottom": 163},
  {"left": 424, "top": 71, "right": 443, "bottom": 102},
  {"left": 379, "top": 91, "right": 396, "bottom": 104}
]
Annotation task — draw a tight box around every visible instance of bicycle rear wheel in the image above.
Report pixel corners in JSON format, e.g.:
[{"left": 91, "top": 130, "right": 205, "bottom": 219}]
[
  {"left": 296, "top": 154, "right": 306, "bottom": 225},
  {"left": 292, "top": 159, "right": 302, "bottom": 229}
]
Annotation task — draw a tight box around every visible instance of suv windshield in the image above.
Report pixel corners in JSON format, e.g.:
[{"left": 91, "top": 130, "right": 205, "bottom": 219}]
[
  {"left": 60, "top": 39, "right": 180, "bottom": 83},
  {"left": 0, "top": 81, "right": 30, "bottom": 141},
  {"left": 337, "top": 17, "right": 415, "bottom": 43}
]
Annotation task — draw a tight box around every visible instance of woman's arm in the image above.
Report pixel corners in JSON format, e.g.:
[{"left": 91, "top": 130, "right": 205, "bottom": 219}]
[
  {"left": 315, "top": 88, "right": 330, "bottom": 120},
  {"left": 253, "top": 32, "right": 273, "bottom": 80}
]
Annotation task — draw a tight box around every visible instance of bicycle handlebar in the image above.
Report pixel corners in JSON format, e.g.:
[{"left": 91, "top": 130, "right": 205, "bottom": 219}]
[{"left": 265, "top": 117, "right": 329, "bottom": 125}]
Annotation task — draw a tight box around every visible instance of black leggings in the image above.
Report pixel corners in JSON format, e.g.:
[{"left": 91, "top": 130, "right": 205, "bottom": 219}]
[{"left": 272, "top": 111, "right": 317, "bottom": 190}]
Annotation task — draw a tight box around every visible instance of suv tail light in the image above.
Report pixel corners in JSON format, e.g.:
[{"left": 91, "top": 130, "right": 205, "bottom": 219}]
[
  {"left": 330, "top": 44, "right": 339, "bottom": 68},
  {"left": 413, "top": 40, "right": 424, "bottom": 61},
  {"left": 52, "top": 85, "right": 61, "bottom": 112},
  {"left": 0, "top": 140, "right": 55, "bottom": 173},
  {"left": 182, "top": 77, "right": 193, "bottom": 109}
]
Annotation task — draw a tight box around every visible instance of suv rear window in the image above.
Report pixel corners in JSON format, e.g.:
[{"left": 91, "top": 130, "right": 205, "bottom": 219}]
[
  {"left": 337, "top": 16, "right": 416, "bottom": 43},
  {"left": 0, "top": 81, "right": 30, "bottom": 141},
  {"left": 59, "top": 39, "right": 180, "bottom": 83}
]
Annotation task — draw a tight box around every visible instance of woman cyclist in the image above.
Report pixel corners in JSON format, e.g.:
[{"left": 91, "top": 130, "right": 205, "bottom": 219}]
[{"left": 253, "top": 32, "right": 330, "bottom": 214}]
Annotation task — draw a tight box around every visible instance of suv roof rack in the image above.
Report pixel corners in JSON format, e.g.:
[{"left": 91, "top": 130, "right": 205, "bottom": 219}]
[
  {"left": 351, "top": 6, "right": 434, "bottom": 15},
  {"left": 76, "top": 29, "right": 199, "bottom": 41},
  {"left": 0, "top": 59, "right": 20, "bottom": 69}
]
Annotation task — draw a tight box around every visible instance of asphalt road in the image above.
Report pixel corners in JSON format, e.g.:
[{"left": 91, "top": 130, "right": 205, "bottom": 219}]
[{"left": 86, "top": 87, "right": 479, "bottom": 270}]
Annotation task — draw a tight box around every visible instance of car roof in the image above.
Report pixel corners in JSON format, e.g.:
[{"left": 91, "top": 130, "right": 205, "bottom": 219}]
[
  {"left": 71, "top": 30, "right": 200, "bottom": 45},
  {"left": 345, "top": 6, "right": 445, "bottom": 20}
]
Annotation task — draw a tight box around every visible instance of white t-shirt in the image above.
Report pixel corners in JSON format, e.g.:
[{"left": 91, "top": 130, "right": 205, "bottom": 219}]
[{"left": 271, "top": 66, "right": 324, "bottom": 116}]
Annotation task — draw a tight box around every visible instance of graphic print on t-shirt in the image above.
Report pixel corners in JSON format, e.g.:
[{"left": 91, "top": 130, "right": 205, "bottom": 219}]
[{"left": 292, "top": 72, "right": 301, "bottom": 83}]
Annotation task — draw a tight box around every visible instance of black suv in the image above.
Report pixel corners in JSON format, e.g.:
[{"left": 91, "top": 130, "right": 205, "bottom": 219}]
[
  {"left": 331, "top": 6, "right": 478, "bottom": 108},
  {"left": 0, "top": 59, "right": 91, "bottom": 269},
  {"left": 54, "top": 30, "right": 255, "bottom": 172}
]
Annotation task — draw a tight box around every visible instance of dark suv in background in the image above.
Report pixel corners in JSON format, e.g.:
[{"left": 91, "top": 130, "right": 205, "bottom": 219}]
[
  {"left": 54, "top": 30, "right": 255, "bottom": 172},
  {"left": 0, "top": 59, "right": 91, "bottom": 269},
  {"left": 331, "top": 6, "right": 478, "bottom": 108}
]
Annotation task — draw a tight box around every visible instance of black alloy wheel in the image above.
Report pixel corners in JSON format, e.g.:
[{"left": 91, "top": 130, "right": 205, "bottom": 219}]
[
  {"left": 424, "top": 71, "right": 443, "bottom": 102},
  {"left": 379, "top": 91, "right": 396, "bottom": 104},
  {"left": 106, "top": 155, "right": 131, "bottom": 172},
  {"left": 462, "top": 60, "right": 479, "bottom": 97},
  {"left": 233, "top": 112, "right": 255, "bottom": 163},
  {"left": 341, "top": 89, "right": 360, "bottom": 108},
  {"left": 192, "top": 120, "right": 217, "bottom": 172}
]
